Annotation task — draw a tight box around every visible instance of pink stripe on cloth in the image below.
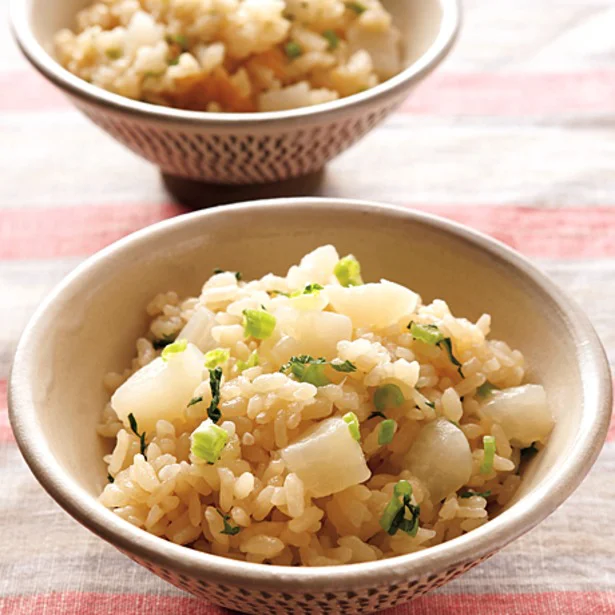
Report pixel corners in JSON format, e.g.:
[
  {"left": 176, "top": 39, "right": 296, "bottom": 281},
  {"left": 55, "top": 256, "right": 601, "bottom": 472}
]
[
  {"left": 2, "top": 204, "right": 615, "bottom": 261},
  {"left": 2, "top": 591, "right": 615, "bottom": 615},
  {"left": 0, "top": 380, "right": 11, "bottom": 443},
  {"left": 4, "top": 68, "right": 615, "bottom": 116}
]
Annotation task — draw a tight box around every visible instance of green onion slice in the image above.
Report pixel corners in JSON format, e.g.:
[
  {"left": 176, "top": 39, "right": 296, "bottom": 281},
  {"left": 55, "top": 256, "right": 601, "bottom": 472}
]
[
  {"left": 374, "top": 384, "right": 404, "bottom": 411},
  {"left": 343, "top": 412, "right": 361, "bottom": 441},
  {"left": 237, "top": 350, "right": 259, "bottom": 372},
  {"left": 476, "top": 381, "right": 500, "bottom": 398},
  {"left": 480, "top": 435, "right": 496, "bottom": 474},
  {"left": 334, "top": 254, "right": 363, "bottom": 287},
  {"left": 378, "top": 419, "right": 397, "bottom": 445},
  {"left": 161, "top": 338, "right": 188, "bottom": 361},
  {"left": 191, "top": 420, "right": 229, "bottom": 464},
  {"left": 285, "top": 41, "right": 303, "bottom": 59},
  {"left": 379, "top": 480, "right": 420, "bottom": 536},
  {"left": 322, "top": 29, "right": 339, "bottom": 50},
  {"left": 204, "top": 348, "right": 230, "bottom": 370},
  {"left": 243, "top": 309, "right": 276, "bottom": 340}
]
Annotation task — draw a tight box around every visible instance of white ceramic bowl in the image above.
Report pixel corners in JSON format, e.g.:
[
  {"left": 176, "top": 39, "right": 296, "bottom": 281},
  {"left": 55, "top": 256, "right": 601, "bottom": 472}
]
[
  {"left": 11, "top": 0, "right": 460, "bottom": 183},
  {"left": 9, "top": 199, "right": 612, "bottom": 614}
]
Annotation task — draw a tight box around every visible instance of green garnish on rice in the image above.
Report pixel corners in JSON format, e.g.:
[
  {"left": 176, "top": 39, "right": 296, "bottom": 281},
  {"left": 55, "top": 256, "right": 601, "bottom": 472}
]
[
  {"left": 128, "top": 412, "right": 147, "bottom": 459},
  {"left": 152, "top": 334, "right": 176, "bottom": 350},
  {"left": 322, "top": 29, "right": 339, "bottom": 50},
  {"left": 290, "top": 283, "right": 324, "bottom": 297},
  {"left": 237, "top": 350, "right": 259, "bottom": 372},
  {"left": 207, "top": 367, "right": 223, "bottom": 423},
  {"left": 374, "top": 384, "right": 404, "bottom": 411},
  {"left": 161, "top": 338, "right": 188, "bottom": 361},
  {"left": 280, "top": 355, "right": 357, "bottom": 386},
  {"left": 204, "top": 348, "right": 230, "bottom": 369},
  {"left": 408, "top": 322, "right": 465, "bottom": 378},
  {"left": 379, "top": 480, "right": 420, "bottom": 536},
  {"left": 191, "top": 420, "right": 229, "bottom": 464},
  {"left": 343, "top": 412, "right": 361, "bottom": 441},
  {"left": 284, "top": 41, "right": 303, "bottom": 59},
  {"left": 334, "top": 254, "right": 363, "bottom": 287},
  {"left": 480, "top": 435, "right": 496, "bottom": 474},
  {"left": 243, "top": 309, "right": 276, "bottom": 339},
  {"left": 378, "top": 419, "right": 397, "bottom": 445},
  {"left": 459, "top": 489, "right": 491, "bottom": 499},
  {"left": 477, "top": 381, "right": 500, "bottom": 398},
  {"left": 217, "top": 509, "right": 241, "bottom": 535},
  {"left": 346, "top": 1, "right": 367, "bottom": 14}
]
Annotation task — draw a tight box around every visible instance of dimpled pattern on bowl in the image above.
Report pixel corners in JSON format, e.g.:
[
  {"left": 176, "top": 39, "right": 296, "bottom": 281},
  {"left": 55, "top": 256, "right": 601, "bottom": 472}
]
[
  {"left": 128, "top": 550, "right": 491, "bottom": 614},
  {"left": 74, "top": 94, "right": 402, "bottom": 183}
]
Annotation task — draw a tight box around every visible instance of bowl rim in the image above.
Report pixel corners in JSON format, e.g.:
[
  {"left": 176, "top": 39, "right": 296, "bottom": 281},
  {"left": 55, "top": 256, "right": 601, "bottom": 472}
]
[
  {"left": 10, "top": 0, "right": 460, "bottom": 127},
  {"left": 9, "top": 198, "right": 612, "bottom": 592}
]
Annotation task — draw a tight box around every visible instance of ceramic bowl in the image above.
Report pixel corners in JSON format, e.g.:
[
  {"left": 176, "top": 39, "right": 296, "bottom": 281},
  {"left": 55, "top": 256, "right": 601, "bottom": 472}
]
[
  {"left": 9, "top": 199, "right": 612, "bottom": 614},
  {"left": 11, "top": 0, "right": 460, "bottom": 184}
]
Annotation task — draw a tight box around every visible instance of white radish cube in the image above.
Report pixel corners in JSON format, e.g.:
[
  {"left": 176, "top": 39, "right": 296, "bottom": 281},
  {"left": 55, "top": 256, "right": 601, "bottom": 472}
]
[
  {"left": 111, "top": 343, "right": 204, "bottom": 434},
  {"left": 280, "top": 417, "right": 371, "bottom": 497},
  {"left": 178, "top": 307, "right": 216, "bottom": 352}
]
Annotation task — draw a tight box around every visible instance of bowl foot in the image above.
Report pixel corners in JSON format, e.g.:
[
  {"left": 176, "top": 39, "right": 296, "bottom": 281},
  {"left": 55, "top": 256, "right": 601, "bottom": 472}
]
[{"left": 161, "top": 168, "right": 328, "bottom": 210}]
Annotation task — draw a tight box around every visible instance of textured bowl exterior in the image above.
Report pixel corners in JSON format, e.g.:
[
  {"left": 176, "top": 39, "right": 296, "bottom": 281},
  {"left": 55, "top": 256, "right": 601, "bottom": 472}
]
[
  {"left": 9, "top": 200, "right": 612, "bottom": 615},
  {"left": 73, "top": 92, "right": 404, "bottom": 183}
]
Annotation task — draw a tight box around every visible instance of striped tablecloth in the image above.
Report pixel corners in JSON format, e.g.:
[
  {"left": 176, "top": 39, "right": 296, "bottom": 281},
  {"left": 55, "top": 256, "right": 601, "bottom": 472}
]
[{"left": 2, "top": 1, "right": 615, "bottom": 613}]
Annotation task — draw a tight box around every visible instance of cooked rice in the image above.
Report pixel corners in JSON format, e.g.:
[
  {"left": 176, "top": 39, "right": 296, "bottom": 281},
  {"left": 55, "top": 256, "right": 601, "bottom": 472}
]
[
  {"left": 98, "top": 245, "right": 553, "bottom": 565},
  {"left": 54, "top": 0, "right": 402, "bottom": 112}
]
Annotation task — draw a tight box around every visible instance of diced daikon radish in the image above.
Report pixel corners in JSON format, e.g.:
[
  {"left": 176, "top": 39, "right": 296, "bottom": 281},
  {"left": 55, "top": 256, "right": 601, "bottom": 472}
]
[
  {"left": 481, "top": 384, "right": 553, "bottom": 448},
  {"left": 178, "top": 306, "right": 216, "bottom": 352},
  {"left": 327, "top": 280, "right": 418, "bottom": 329},
  {"left": 280, "top": 416, "right": 371, "bottom": 497},
  {"left": 405, "top": 418, "right": 472, "bottom": 503},
  {"left": 111, "top": 343, "right": 204, "bottom": 434},
  {"left": 347, "top": 25, "right": 401, "bottom": 80},
  {"left": 286, "top": 245, "right": 340, "bottom": 289}
]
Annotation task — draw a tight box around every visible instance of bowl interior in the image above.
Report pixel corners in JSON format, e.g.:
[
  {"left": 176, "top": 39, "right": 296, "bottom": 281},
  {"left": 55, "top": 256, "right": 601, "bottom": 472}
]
[
  {"left": 13, "top": 200, "right": 602, "bottom": 510},
  {"left": 24, "top": 0, "right": 446, "bottom": 73}
]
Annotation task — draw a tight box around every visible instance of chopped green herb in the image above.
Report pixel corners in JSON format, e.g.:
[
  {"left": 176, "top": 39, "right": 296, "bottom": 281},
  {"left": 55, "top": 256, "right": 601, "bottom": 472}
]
[
  {"left": 322, "top": 29, "right": 340, "bottom": 50},
  {"left": 105, "top": 48, "right": 122, "bottom": 60},
  {"left": 243, "top": 309, "right": 276, "bottom": 340},
  {"left": 346, "top": 1, "right": 367, "bottom": 14},
  {"left": 408, "top": 322, "right": 464, "bottom": 378},
  {"left": 480, "top": 435, "right": 496, "bottom": 474},
  {"left": 213, "top": 267, "right": 224, "bottom": 275},
  {"left": 374, "top": 384, "right": 404, "bottom": 411},
  {"left": 167, "top": 33, "right": 188, "bottom": 50},
  {"left": 191, "top": 419, "right": 229, "bottom": 464},
  {"left": 107, "top": 473, "right": 115, "bottom": 483},
  {"left": 269, "top": 290, "right": 290, "bottom": 297},
  {"left": 168, "top": 56, "right": 180, "bottom": 66},
  {"left": 217, "top": 509, "right": 241, "bottom": 535},
  {"left": 368, "top": 411, "right": 387, "bottom": 420},
  {"left": 187, "top": 396, "right": 203, "bottom": 407},
  {"left": 424, "top": 400, "right": 436, "bottom": 410},
  {"left": 212, "top": 268, "right": 242, "bottom": 281},
  {"left": 152, "top": 334, "right": 176, "bottom": 350},
  {"left": 127, "top": 412, "right": 147, "bottom": 459},
  {"left": 334, "top": 254, "right": 363, "bottom": 287},
  {"left": 476, "top": 381, "right": 499, "bottom": 398},
  {"left": 379, "top": 480, "right": 420, "bottom": 537},
  {"left": 207, "top": 367, "right": 223, "bottom": 423},
  {"left": 204, "top": 348, "right": 230, "bottom": 369},
  {"left": 378, "top": 419, "right": 396, "bottom": 445},
  {"left": 330, "top": 359, "right": 357, "bottom": 373},
  {"left": 459, "top": 489, "right": 491, "bottom": 499},
  {"left": 285, "top": 41, "right": 303, "bottom": 59},
  {"left": 161, "top": 338, "right": 188, "bottom": 361},
  {"left": 280, "top": 355, "right": 329, "bottom": 387},
  {"left": 237, "top": 350, "right": 259, "bottom": 372},
  {"left": 290, "top": 283, "right": 324, "bottom": 297},
  {"left": 520, "top": 443, "right": 539, "bottom": 461},
  {"left": 343, "top": 412, "right": 361, "bottom": 441},
  {"left": 448, "top": 419, "right": 460, "bottom": 428}
]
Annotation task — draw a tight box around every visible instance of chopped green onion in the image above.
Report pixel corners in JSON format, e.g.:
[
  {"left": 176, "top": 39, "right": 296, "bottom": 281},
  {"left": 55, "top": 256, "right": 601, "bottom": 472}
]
[
  {"left": 346, "top": 1, "right": 367, "bottom": 14},
  {"left": 191, "top": 419, "right": 229, "bottom": 464},
  {"left": 152, "top": 334, "right": 176, "bottom": 350},
  {"left": 127, "top": 413, "right": 147, "bottom": 459},
  {"left": 290, "top": 283, "right": 324, "bottom": 297},
  {"left": 204, "top": 348, "right": 230, "bottom": 369},
  {"left": 107, "top": 473, "right": 115, "bottom": 483},
  {"left": 374, "top": 384, "right": 404, "bottom": 411},
  {"left": 408, "top": 322, "right": 464, "bottom": 378},
  {"left": 459, "top": 489, "right": 491, "bottom": 499},
  {"left": 408, "top": 321, "right": 445, "bottom": 345},
  {"left": 520, "top": 443, "right": 539, "bottom": 461},
  {"left": 379, "top": 480, "right": 420, "bottom": 536},
  {"left": 476, "top": 381, "right": 499, "bottom": 398},
  {"left": 187, "top": 396, "right": 203, "bottom": 407},
  {"left": 322, "top": 29, "right": 339, "bottom": 50},
  {"left": 168, "top": 56, "right": 180, "bottom": 66},
  {"left": 334, "top": 254, "right": 363, "bottom": 287},
  {"left": 330, "top": 359, "right": 357, "bottom": 373},
  {"left": 213, "top": 268, "right": 242, "bottom": 281},
  {"left": 368, "top": 411, "right": 387, "bottom": 420},
  {"left": 343, "top": 412, "right": 361, "bottom": 441},
  {"left": 207, "top": 367, "right": 223, "bottom": 423},
  {"left": 161, "top": 338, "right": 188, "bottom": 361},
  {"left": 105, "top": 48, "right": 122, "bottom": 60},
  {"left": 378, "top": 419, "right": 396, "bottom": 445},
  {"left": 237, "top": 350, "right": 259, "bottom": 372},
  {"left": 243, "top": 309, "right": 276, "bottom": 340},
  {"left": 480, "top": 435, "right": 496, "bottom": 474},
  {"left": 284, "top": 41, "right": 303, "bottom": 59},
  {"left": 269, "top": 289, "right": 290, "bottom": 297},
  {"left": 217, "top": 509, "right": 241, "bottom": 535},
  {"left": 167, "top": 33, "right": 188, "bottom": 50}
]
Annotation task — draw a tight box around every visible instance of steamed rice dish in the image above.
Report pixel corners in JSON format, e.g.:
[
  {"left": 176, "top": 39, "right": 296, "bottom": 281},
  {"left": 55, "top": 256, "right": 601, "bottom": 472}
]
[
  {"left": 54, "top": 0, "right": 402, "bottom": 112},
  {"left": 99, "top": 246, "right": 554, "bottom": 565}
]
